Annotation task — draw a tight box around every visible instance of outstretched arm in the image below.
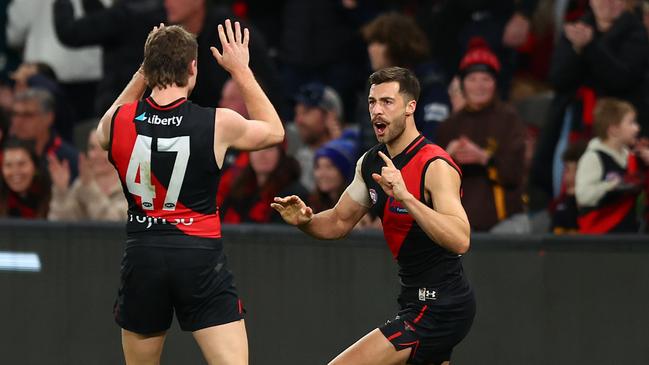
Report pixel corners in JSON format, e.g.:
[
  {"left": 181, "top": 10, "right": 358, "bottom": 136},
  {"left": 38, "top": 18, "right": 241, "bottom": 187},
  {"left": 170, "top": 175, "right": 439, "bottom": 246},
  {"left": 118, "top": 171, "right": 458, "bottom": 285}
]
[
  {"left": 373, "top": 152, "right": 470, "bottom": 254},
  {"left": 272, "top": 193, "right": 368, "bottom": 240},
  {"left": 212, "top": 20, "right": 284, "bottom": 152},
  {"left": 272, "top": 155, "right": 370, "bottom": 239}
]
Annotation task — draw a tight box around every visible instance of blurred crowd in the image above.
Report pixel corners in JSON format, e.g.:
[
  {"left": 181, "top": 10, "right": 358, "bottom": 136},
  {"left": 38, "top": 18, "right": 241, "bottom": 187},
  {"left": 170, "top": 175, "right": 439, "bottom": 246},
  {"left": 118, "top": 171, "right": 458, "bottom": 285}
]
[{"left": 0, "top": 0, "right": 648, "bottom": 234}]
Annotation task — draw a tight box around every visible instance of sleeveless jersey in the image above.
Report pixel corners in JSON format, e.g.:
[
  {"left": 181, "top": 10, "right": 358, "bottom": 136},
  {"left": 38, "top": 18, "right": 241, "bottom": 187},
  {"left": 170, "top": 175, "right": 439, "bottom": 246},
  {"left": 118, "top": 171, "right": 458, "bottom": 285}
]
[
  {"left": 361, "top": 135, "right": 468, "bottom": 288},
  {"left": 109, "top": 97, "right": 222, "bottom": 247},
  {"left": 578, "top": 151, "right": 639, "bottom": 233}
]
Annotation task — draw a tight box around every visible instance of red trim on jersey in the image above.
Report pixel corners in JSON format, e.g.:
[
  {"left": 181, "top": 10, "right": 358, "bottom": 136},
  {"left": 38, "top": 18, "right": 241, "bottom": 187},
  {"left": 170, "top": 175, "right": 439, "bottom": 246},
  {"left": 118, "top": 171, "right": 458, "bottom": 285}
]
[
  {"left": 577, "top": 197, "right": 635, "bottom": 234},
  {"left": 110, "top": 100, "right": 221, "bottom": 239},
  {"left": 420, "top": 144, "right": 462, "bottom": 177},
  {"left": 238, "top": 299, "right": 243, "bottom": 314},
  {"left": 382, "top": 157, "right": 420, "bottom": 258},
  {"left": 145, "top": 97, "right": 187, "bottom": 111},
  {"left": 381, "top": 142, "right": 461, "bottom": 258},
  {"left": 413, "top": 305, "right": 428, "bottom": 324},
  {"left": 387, "top": 331, "right": 403, "bottom": 341},
  {"left": 148, "top": 171, "right": 222, "bottom": 238},
  {"left": 578, "top": 154, "right": 640, "bottom": 234},
  {"left": 110, "top": 101, "right": 139, "bottom": 182},
  {"left": 405, "top": 135, "right": 425, "bottom": 155}
]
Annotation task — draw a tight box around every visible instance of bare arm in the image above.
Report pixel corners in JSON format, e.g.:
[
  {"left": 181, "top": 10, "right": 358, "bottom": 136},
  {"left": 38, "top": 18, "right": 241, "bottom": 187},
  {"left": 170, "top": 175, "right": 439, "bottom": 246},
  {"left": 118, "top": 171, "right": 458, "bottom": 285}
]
[
  {"left": 212, "top": 20, "right": 284, "bottom": 154},
  {"left": 373, "top": 152, "right": 470, "bottom": 254},
  {"left": 272, "top": 155, "right": 370, "bottom": 239},
  {"left": 96, "top": 69, "right": 147, "bottom": 150},
  {"left": 271, "top": 193, "right": 368, "bottom": 240}
]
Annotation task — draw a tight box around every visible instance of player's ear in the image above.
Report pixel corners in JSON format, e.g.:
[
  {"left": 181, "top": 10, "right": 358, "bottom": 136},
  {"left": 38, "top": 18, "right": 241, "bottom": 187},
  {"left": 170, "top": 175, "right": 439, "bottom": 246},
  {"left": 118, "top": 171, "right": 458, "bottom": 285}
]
[
  {"left": 405, "top": 99, "right": 416, "bottom": 116},
  {"left": 188, "top": 59, "right": 197, "bottom": 76}
]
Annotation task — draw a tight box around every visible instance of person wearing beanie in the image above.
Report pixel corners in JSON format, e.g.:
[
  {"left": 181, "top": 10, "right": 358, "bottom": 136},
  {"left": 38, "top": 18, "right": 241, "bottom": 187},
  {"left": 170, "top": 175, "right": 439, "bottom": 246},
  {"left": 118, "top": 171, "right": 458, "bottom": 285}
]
[
  {"left": 309, "top": 138, "right": 358, "bottom": 213},
  {"left": 290, "top": 82, "right": 351, "bottom": 192},
  {"left": 436, "top": 37, "right": 527, "bottom": 231}
]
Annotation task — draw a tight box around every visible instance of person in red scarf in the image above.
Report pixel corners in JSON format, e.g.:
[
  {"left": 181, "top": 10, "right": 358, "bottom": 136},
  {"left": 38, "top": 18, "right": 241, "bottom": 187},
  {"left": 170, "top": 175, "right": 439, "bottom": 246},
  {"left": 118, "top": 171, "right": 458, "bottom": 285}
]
[
  {"left": 220, "top": 144, "right": 306, "bottom": 224},
  {"left": 0, "top": 138, "right": 51, "bottom": 218}
]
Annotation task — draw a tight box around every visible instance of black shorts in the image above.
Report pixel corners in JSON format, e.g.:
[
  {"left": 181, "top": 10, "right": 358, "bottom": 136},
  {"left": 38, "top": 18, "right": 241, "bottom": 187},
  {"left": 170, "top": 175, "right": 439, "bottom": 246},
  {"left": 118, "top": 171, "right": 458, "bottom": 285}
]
[
  {"left": 379, "top": 286, "right": 475, "bottom": 365},
  {"left": 113, "top": 244, "right": 244, "bottom": 334}
]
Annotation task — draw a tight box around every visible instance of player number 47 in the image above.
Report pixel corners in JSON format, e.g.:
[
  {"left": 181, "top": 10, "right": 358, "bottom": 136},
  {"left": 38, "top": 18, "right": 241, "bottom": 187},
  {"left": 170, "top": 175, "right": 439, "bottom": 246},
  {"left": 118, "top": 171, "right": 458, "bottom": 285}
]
[{"left": 125, "top": 135, "right": 190, "bottom": 211}]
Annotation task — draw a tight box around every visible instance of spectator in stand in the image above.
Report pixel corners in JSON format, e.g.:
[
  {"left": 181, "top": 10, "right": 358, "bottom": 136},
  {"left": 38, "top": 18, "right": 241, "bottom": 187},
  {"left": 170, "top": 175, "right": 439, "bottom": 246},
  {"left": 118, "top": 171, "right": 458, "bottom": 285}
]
[
  {"left": 7, "top": 0, "right": 101, "bottom": 121},
  {"left": 361, "top": 12, "right": 451, "bottom": 144},
  {"left": 164, "top": 0, "right": 285, "bottom": 112},
  {"left": 10, "top": 61, "right": 77, "bottom": 142},
  {"left": 53, "top": 0, "right": 166, "bottom": 116},
  {"left": 0, "top": 138, "right": 51, "bottom": 218},
  {"left": 436, "top": 38, "right": 526, "bottom": 232},
  {"left": 550, "top": 141, "right": 587, "bottom": 234},
  {"left": 418, "top": 0, "right": 540, "bottom": 99},
  {"left": 309, "top": 138, "right": 358, "bottom": 214},
  {"left": 279, "top": 0, "right": 373, "bottom": 120},
  {"left": 220, "top": 144, "right": 306, "bottom": 224},
  {"left": 530, "top": 0, "right": 649, "bottom": 206},
  {"left": 47, "top": 126, "right": 126, "bottom": 221},
  {"left": 291, "top": 82, "right": 347, "bottom": 191},
  {"left": 575, "top": 98, "right": 644, "bottom": 233},
  {"left": 10, "top": 88, "right": 78, "bottom": 180}
]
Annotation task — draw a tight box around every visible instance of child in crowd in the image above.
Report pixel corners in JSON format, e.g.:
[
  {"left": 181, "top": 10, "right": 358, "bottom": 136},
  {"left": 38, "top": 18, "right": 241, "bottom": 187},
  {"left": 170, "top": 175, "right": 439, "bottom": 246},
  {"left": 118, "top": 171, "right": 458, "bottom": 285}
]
[{"left": 575, "top": 98, "right": 647, "bottom": 233}]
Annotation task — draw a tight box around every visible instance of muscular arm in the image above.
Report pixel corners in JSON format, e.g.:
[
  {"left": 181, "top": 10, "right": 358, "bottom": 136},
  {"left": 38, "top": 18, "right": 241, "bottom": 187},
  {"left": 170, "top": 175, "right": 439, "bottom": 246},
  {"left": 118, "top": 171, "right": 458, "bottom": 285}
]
[
  {"left": 213, "top": 21, "right": 284, "bottom": 158},
  {"left": 214, "top": 67, "right": 284, "bottom": 151},
  {"left": 399, "top": 159, "right": 470, "bottom": 254},
  {"left": 273, "top": 155, "right": 370, "bottom": 239},
  {"left": 96, "top": 70, "right": 147, "bottom": 150},
  {"left": 298, "top": 193, "right": 368, "bottom": 240}
]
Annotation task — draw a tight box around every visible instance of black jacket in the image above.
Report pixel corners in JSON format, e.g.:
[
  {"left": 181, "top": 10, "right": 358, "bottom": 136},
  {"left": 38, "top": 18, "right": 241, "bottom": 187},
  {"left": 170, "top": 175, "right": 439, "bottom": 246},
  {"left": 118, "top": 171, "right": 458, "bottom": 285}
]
[
  {"left": 53, "top": 0, "right": 166, "bottom": 116},
  {"left": 550, "top": 11, "right": 649, "bottom": 115},
  {"left": 530, "top": 10, "right": 649, "bottom": 202}
]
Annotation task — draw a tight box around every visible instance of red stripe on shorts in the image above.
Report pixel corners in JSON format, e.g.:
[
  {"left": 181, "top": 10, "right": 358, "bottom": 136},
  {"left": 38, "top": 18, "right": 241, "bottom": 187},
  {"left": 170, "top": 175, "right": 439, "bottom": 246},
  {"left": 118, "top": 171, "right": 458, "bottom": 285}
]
[
  {"left": 387, "top": 331, "right": 403, "bottom": 341},
  {"left": 413, "top": 305, "right": 428, "bottom": 324}
]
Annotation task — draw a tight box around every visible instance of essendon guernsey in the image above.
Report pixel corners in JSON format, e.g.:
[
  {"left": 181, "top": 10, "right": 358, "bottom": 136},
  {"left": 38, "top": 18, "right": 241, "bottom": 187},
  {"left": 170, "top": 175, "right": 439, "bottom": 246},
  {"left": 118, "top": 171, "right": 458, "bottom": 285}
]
[
  {"left": 361, "top": 135, "right": 468, "bottom": 288},
  {"left": 109, "top": 97, "right": 222, "bottom": 247}
]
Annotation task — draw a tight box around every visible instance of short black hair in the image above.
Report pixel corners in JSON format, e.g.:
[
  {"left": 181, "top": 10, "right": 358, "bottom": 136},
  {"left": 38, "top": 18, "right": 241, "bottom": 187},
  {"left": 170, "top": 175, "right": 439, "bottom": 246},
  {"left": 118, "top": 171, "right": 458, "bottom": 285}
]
[{"left": 368, "top": 67, "right": 420, "bottom": 102}]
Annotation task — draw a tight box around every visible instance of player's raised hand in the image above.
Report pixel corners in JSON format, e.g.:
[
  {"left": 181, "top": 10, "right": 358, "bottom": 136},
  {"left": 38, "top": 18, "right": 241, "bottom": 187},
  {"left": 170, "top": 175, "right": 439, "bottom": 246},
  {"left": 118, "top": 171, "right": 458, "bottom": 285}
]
[
  {"left": 372, "top": 151, "right": 411, "bottom": 202},
  {"left": 210, "top": 19, "right": 250, "bottom": 75},
  {"left": 271, "top": 195, "right": 314, "bottom": 226}
]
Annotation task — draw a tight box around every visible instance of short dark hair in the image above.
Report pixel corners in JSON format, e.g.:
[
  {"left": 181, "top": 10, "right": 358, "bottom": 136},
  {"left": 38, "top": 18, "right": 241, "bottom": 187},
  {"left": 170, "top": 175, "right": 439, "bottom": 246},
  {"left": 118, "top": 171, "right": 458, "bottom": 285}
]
[
  {"left": 368, "top": 67, "right": 420, "bottom": 102},
  {"left": 143, "top": 25, "right": 198, "bottom": 89},
  {"left": 361, "top": 12, "right": 430, "bottom": 68}
]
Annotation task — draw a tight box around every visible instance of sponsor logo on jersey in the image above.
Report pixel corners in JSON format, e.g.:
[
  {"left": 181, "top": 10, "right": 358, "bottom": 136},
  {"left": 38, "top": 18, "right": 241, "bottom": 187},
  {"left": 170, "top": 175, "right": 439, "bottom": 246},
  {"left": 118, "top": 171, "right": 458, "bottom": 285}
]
[
  {"left": 134, "top": 112, "right": 183, "bottom": 127},
  {"left": 418, "top": 288, "right": 437, "bottom": 301},
  {"left": 369, "top": 188, "right": 378, "bottom": 205},
  {"left": 129, "top": 213, "right": 193, "bottom": 229},
  {"left": 388, "top": 197, "right": 408, "bottom": 214}
]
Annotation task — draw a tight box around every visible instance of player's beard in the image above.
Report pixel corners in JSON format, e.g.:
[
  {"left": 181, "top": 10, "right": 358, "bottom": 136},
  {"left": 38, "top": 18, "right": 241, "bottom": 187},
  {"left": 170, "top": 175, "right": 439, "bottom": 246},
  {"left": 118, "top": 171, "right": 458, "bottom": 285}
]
[{"left": 374, "top": 112, "right": 407, "bottom": 145}]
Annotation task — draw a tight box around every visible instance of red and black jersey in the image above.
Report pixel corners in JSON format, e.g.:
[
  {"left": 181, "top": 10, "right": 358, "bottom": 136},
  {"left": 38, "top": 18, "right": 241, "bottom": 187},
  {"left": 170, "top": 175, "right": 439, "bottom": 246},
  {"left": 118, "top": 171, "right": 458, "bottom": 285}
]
[
  {"left": 577, "top": 151, "right": 640, "bottom": 233},
  {"left": 109, "top": 97, "right": 222, "bottom": 247},
  {"left": 361, "top": 135, "right": 469, "bottom": 289}
]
